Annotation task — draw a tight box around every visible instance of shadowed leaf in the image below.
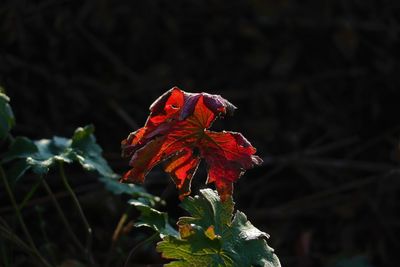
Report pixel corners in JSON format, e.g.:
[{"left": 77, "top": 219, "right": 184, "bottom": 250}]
[
  {"left": 0, "top": 92, "right": 15, "bottom": 139},
  {"left": 128, "top": 199, "right": 178, "bottom": 238}
]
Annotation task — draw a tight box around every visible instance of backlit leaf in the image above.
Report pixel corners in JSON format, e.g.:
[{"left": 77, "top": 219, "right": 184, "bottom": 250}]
[{"left": 121, "top": 87, "right": 262, "bottom": 200}]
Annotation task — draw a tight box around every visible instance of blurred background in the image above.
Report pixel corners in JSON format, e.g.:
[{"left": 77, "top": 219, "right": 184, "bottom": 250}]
[{"left": 1, "top": 0, "right": 400, "bottom": 266}]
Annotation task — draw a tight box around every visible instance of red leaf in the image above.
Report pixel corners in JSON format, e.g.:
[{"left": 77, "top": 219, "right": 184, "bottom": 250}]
[{"left": 121, "top": 87, "right": 262, "bottom": 201}]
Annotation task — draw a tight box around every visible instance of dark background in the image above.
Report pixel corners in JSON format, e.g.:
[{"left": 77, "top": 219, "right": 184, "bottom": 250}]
[{"left": 1, "top": 0, "right": 400, "bottom": 266}]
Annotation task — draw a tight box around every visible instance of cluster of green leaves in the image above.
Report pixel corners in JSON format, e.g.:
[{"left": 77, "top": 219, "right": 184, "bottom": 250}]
[
  {"left": 1, "top": 91, "right": 153, "bottom": 200},
  {"left": 1, "top": 90, "right": 281, "bottom": 266},
  {"left": 131, "top": 189, "right": 281, "bottom": 267},
  {"left": 3, "top": 125, "right": 116, "bottom": 179},
  {"left": 0, "top": 90, "right": 166, "bottom": 267}
]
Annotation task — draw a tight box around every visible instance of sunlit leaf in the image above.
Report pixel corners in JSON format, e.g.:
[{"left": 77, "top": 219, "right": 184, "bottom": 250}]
[
  {"left": 121, "top": 87, "right": 262, "bottom": 200},
  {"left": 156, "top": 189, "right": 280, "bottom": 267}
]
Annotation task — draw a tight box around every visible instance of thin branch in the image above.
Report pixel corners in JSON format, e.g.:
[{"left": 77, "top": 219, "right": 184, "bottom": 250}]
[
  {"left": 0, "top": 166, "right": 52, "bottom": 267},
  {"left": 41, "top": 179, "right": 86, "bottom": 252},
  {"left": 124, "top": 233, "right": 159, "bottom": 267},
  {"left": 58, "top": 162, "right": 95, "bottom": 266}
]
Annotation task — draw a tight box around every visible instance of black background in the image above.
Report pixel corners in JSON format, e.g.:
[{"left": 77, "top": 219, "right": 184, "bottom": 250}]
[{"left": 1, "top": 1, "right": 400, "bottom": 266}]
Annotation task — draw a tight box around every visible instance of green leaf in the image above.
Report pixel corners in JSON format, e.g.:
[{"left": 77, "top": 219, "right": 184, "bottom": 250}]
[
  {"left": 0, "top": 92, "right": 15, "bottom": 139},
  {"left": 2, "top": 126, "right": 153, "bottom": 201},
  {"left": 98, "top": 176, "right": 145, "bottom": 195},
  {"left": 128, "top": 199, "right": 178, "bottom": 238},
  {"left": 2, "top": 125, "right": 114, "bottom": 177},
  {"left": 178, "top": 188, "right": 234, "bottom": 236},
  {"left": 27, "top": 137, "right": 74, "bottom": 174},
  {"left": 70, "top": 125, "right": 114, "bottom": 178},
  {"left": 2, "top": 137, "right": 38, "bottom": 163},
  {"left": 4, "top": 160, "right": 30, "bottom": 183},
  {"left": 156, "top": 189, "right": 281, "bottom": 267}
]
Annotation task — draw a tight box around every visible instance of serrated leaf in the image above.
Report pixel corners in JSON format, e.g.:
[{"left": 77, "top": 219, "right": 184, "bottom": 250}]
[
  {"left": 157, "top": 189, "right": 281, "bottom": 267},
  {"left": 2, "top": 126, "right": 153, "bottom": 201},
  {"left": 120, "top": 87, "right": 262, "bottom": 201},
  {"left": 0, "top": 92, "right": 15, "bottom": 139},
  {"left": 179, "top": 188, "right": 234, "bottom": 235},
  {"left": 1, "top": 126, "right": 112, "bottom": 177},
  {"left": 128, "top": 199, "right": 178, "bottom": 238}
]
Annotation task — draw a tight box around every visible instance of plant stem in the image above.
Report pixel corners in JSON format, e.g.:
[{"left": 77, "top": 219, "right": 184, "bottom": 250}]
[
  {"left": 0, "top": 234, "right": 10, "bottom": 267},
  {"left": 41, "top": 179, "right": 86, "bottom": 252},
  {"left": 112, "top": 211, "right": 129, "bottom": 243},
  {"left": 0, "top": 224, "right": 35, "bottom": 258},
  {"left": 0, "top": 166, "right": 52, "bottom": 267},
  {"left": 105, "top": 209, "right": 131, "bottom": 267},
  {"left": 0, "top": 219, "right": 49, "bottom": 267},
  {"left": 123, "top": 233, "right": 158, "bottom": 267},
  {"left": 58, "top": 161, "right": 95, "bottom": 265},
  {"left": 18, "top": 176, "right": 43, "bottom": 211}
]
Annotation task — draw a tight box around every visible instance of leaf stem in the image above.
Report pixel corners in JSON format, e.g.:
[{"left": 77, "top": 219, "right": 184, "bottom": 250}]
[
  {"left": 0, "top": 166, "right": 52, "bottom": 267},
  {"left": 0, "top": 217, "right": 54, "bottom": 266},
  {"left": 105, "top": 208, "right": 131, "bottom": 267},
  {"left": 18, "top": 176, "right": 43, "bottom": 211},
  {"left": 112, "top": 211, "right": 129, "bottom": 243},
  {"left": 123, "top": 233, "right": 158, "bottom": 267},
  {"left": 41, "top": 179, "right": 86, "bottom": 252},
  {"left": 58, "top": 161, "right": 95, "bottom": 265}
]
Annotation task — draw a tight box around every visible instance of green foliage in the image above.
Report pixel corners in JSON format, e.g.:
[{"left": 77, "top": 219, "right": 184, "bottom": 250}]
[
  {"left": 0, "top": 92, "right": 15, "bottom": 139},
  {"left": 1, "top": 91, "right": 281, "bottom": 266},
  {"left": 98, "top": 176, "right": 144, "bottom": 195},
  {"left": 129, "top": 199, "right": 178, "bottom": 238},
  {"left": 156, "top": 189, "right": 281, "bottom": 267},
  {"left": 3, "top": 126, "right": 148, "bottom": 196},
  {"left": 0, "top": 92, "right": 149, "bottom": 198},
  {"left": 3, "top": 125, "right": 116, "bottom": 176},
  {"left": 70, "top": 125, "right": 115, "bottom": 178},
  {"left": 0, "top": 91, "right": 165, "bottom": 266}
]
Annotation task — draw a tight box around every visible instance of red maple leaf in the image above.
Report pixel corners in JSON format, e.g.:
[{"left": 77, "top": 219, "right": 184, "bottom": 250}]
[{"left": 120, "top": 87, "right": 262, "bottom": 201}]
